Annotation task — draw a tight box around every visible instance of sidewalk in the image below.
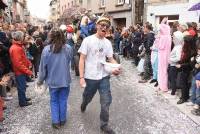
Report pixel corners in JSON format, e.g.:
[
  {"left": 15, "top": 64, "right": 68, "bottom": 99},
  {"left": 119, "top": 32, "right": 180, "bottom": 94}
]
[{"left": 145, "top": 82, "right": 200, "bottom": 126}]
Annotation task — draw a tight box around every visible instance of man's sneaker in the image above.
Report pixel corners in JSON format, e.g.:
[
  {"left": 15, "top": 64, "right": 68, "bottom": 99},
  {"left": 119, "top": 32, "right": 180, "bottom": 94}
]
[
  {"left": 191, "top": 109, "right": 200, "bottom": 116},
  {"left": 100, "top": 125, "right": 115, "bottom": 134},
  {"left": 186, "top": 102, "right": 195, "bottom": 106},
  {"left": 149, "top": 79, "right": 157, "bottom": 83},
  {"left": 26, "top": 98, "right": 31, "bottom": 101},
  {"left": 19, "top": 102, "right": 32, "bottom": 107},
  {"left": 81, "top": 103, "right": 87, "bottom": 113},
  {"left": 3, "top": 96, "right": 13, "bottom": 101},
  {"left": 193, "top": 104, "right": 199, "bottom": 109}
]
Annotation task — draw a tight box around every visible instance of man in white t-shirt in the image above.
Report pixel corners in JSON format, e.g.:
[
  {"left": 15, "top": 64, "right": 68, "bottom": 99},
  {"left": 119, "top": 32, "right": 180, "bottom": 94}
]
[{"left": 78, "top": 17, "right": 120, "bottom": 134}]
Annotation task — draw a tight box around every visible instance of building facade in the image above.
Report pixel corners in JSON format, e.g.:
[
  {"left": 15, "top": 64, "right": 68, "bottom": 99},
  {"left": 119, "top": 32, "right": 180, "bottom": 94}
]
[
  {"left": 0, "top": 0, "right": 29, "bottom": 23},
  {"left": 80, "top": 0, "right": 133, "bottom": 28},
  {"left": 49, "top": 0, "right": 59, "bottom": 23},
  {"left": 146, "top": 0, "right": 200, "bottom": 29},
  {"left": 59, "top": 0, "right": 80, "bottom": 16}
]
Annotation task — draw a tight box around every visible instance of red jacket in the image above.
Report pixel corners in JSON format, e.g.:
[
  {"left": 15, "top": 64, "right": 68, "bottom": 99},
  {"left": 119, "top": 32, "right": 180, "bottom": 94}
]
[{"left": 9, "top": 40, "right": 32, "bottom": 76}]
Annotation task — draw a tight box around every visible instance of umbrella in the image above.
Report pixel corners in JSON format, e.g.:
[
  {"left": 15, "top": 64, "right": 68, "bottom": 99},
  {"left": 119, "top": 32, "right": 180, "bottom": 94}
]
[{"left": 188, "top": 2, "right": 200, "bottom": 11}]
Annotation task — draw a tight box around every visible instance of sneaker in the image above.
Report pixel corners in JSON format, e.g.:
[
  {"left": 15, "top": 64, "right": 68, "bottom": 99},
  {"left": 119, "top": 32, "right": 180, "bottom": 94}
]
[
  {"left": 100, "top": 125, "right": 115, "bottom": 134},
  {"left": 19, "top": 102, "right": 32, "bottom": 107},
  {"left": 26, "top": 98, "right": 31, "bottom": 101},
  {"left": 52, "top": 123, "right": 60, "bottom": 129},
  {"left": 81, "top": 103, "right": 87, "bottom": 113},
  {"left": 154, "top": 82, "right": 158, "bottom": 87},
  {"left": 186, "top": 102, "right": 195, "bottom": 106},
  {"left": 191, "top": 109, "right": 200, "bottom": 116},
  {"left": 3, "top": 96, "right": 13, "bottom": 101},
  {"left": 193, "top": 104, "right": 199, "bottom": 109},
  {"left": 149, "top": 79, "right": 157, "bottom": 83},
  {"left": 177, "top": 99, "right": 186, "bottom": 104}
]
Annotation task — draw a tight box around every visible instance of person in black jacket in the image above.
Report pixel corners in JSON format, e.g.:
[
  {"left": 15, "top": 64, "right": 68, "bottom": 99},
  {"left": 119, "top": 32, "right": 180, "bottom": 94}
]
[
  {"left": 139, "top": 23, "right": 155, "bottom": 83},
  {"left": 187, "top": 37, "right": 200, "bottom": 109},
  {"left": 130, "top": 24, "right": 142, "bottom": 66},
  {"left": 175, "top": 36, "right": 193, "bottom": 104}
]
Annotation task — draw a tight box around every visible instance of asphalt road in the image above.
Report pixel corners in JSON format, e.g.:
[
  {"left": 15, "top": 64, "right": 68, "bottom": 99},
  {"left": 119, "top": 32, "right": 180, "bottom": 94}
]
[{"left": 1, "top": 58, "right": 200, "bottom": 134}]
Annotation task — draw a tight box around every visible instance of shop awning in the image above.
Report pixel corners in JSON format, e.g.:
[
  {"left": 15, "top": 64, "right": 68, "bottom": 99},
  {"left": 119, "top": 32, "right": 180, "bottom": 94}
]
[{"left": 188, "top": 2, "right": 200, "bottom": 11}]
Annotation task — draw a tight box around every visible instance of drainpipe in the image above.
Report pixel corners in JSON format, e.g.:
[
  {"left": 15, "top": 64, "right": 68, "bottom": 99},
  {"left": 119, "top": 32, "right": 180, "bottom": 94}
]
[{"left": 143, "top": 0, "right": 148, "bottom": 24}]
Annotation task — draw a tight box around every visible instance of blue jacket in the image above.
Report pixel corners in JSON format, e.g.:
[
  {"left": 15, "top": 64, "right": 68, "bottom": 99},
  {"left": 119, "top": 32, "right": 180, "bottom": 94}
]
[
  {"left": 38, "top": 44, "right": 73, "bottom": 88},
  {"left": 80, "top": 25, "right": 89, "bottom": 38},
  {"left": 196, "top": 72, "right": 200, "bottom": 81}
]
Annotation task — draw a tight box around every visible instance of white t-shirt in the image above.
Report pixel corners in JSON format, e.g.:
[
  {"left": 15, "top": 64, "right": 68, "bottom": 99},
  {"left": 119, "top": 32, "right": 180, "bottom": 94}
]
[{"left": 78, "top": 34, "right": 113, "bottom": 80}]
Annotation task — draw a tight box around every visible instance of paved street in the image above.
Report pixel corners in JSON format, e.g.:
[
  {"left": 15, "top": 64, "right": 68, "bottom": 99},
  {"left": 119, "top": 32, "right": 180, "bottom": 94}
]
[{"left": 1, "top": 58, "right": 200, "bottom": 134}]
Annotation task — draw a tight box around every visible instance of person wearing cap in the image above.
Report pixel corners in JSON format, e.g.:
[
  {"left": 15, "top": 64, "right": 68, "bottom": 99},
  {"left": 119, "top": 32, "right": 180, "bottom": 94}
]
[{"left": 78, "top": 16, "right": 120, "bottom": 134}]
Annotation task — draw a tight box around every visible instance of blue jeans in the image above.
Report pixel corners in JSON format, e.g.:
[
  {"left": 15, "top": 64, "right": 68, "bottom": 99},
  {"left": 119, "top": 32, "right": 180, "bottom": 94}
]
[
  {"left": 191, "top": 77, "right": 200, "bottom": 105},
  {"left": 49, "top": 87, "right": 70, "bottom": 124},
  {"left": 152, "top": 55, "right": 158, "bottom": 80},
  {"left": 15, "top": 74, "right": 27, "bottom": 105},
  {"left": 82, "top": 76, "right": 112, "bottom": 127}
]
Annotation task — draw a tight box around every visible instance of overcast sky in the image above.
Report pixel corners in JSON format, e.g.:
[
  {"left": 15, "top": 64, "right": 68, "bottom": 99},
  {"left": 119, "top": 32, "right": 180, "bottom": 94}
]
[{"left": 27, "top": 0, "right": 51, "bottom": 19}]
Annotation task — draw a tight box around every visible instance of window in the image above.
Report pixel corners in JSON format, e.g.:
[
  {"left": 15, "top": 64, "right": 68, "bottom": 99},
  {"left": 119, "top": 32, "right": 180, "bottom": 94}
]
[
  {"left": 117, "top": 0, "right": 124, "bottom": 4},
  {"left": 100, "top": 0, "right": 105, "bottom": 7}
]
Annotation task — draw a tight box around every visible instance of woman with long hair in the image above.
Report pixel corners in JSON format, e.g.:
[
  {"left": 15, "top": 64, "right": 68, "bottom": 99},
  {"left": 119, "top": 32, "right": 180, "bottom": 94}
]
[
  {"left": 176, "top": 35, "right": 193, "bottom": 104},
  {"left": 37, "top": 29, "right": 73, "bottom": 129}
]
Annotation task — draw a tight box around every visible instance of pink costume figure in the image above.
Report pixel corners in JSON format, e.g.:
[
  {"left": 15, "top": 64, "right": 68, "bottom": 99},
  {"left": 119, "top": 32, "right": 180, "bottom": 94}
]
[{"left": 157, "top": 18, "right": 172, "bottom": 92}]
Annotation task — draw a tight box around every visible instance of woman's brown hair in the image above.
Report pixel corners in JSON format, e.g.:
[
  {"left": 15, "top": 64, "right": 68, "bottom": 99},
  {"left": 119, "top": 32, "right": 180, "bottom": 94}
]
[{"left": 50, "top": 29, "right": 66, "bottom": 53}]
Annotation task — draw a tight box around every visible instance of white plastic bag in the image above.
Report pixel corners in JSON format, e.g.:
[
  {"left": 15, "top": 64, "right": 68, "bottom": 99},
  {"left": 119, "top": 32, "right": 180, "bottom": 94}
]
[
  {"left": 137, "top": 58, "right": 145, "bottom": 73},
  {"left": 101, "top": 61, "right": 121, "bottom": 73},
  {"left": 34, "top": 81, "right": 48, "bottom": 95}
]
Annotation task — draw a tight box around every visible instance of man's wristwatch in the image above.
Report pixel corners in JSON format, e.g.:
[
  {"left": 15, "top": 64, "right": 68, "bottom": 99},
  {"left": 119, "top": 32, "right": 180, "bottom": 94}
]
[{"left": 80, "top": 77, "right": 84, "bottom": 79}]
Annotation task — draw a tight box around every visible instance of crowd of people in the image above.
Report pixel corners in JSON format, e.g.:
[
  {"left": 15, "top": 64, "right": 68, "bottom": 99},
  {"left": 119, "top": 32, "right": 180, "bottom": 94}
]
[
  {"left": 0, "top": 15, "right": 200, "bottom": 134},
  {"left": 0, "top": 22, "right": 49, "bottom": 122},
  {"left": 108, "top": 18, "right": 200, "bottom": 117}
]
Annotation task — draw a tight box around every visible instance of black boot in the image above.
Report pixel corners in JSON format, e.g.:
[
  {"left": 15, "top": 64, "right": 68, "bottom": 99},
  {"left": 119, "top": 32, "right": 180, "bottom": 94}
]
[
  {"left": 81, "top": 102, "right": 87, "bottom": 113},
  {"left": 150, "top": 79, "right": 157, "bottom": 83},
  {"left": 154, "top": 82, "right": 158, "bottom": 87},
  {"left": 100, "top": 125, "right": 115, "bottom": 134}
]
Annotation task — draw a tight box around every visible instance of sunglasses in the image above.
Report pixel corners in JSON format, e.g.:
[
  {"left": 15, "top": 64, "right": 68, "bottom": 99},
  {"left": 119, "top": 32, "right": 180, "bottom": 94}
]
[{"left": 99, "top": 23, "right": 110, "bottom": 29}]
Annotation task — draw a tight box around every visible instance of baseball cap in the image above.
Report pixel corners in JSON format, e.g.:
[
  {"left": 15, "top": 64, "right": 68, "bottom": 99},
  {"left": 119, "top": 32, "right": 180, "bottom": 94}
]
[{"left": 96, "top": 17, "right": 111, "bottom": 26}]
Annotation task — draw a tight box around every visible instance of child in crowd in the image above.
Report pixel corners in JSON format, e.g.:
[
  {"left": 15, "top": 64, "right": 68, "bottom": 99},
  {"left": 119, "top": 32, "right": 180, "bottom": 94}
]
[
  {"left": 150, "top": 35, "right": 159, "bottom": 87},
  {"left": 137, "top": 44, "right": 145, "bottom": 76}
]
